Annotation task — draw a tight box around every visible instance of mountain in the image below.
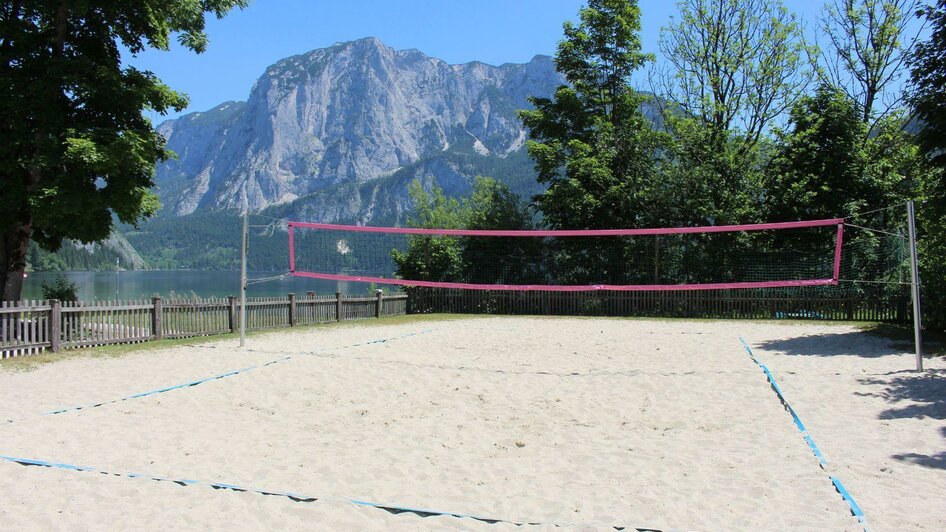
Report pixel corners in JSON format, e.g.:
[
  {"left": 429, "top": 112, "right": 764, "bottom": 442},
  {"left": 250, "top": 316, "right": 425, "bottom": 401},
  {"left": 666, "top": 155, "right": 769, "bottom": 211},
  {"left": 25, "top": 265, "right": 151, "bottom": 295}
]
[
  {"left": 28, "top": 232, "right": 148, "bottom": 272},
  {"left": 39, "top": 39, "right": 673, "bottom": 272},
  {"left": 155, "top": 37, "right": 565, "bottom": 222}
]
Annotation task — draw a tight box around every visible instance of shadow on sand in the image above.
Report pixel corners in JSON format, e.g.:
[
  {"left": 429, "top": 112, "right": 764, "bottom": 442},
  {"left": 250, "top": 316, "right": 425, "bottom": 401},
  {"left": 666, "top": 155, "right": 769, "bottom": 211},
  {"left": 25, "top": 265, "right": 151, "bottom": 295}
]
[
  {"left": 758, "top": 328, "right": 946, "bottom": 470},
  {"left": 890, "top": 427, "right": 946, "bottom": 470},
  {"left": 756, "top": 323, "right": 944, "bottom": 359},
  {"left": 855, "top": 370, "right": 946, "bottom": 470},
  {"left": 755, "top": 329, "right": 909, "bottom": 358}
]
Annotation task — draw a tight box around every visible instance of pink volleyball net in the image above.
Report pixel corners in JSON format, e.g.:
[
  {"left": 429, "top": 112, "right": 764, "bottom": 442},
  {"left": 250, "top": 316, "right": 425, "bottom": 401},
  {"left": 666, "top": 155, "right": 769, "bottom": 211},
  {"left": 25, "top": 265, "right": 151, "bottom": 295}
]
[{"left": 288, "top": 218, "right": 846, "bottom": 292}]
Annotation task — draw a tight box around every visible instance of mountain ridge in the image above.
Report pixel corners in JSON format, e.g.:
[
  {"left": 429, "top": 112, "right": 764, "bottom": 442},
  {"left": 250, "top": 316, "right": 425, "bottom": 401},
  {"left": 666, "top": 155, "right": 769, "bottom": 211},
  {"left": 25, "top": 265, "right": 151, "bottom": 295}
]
[{"left": 154, "top": 37, "right": 565, "bottom": 221}]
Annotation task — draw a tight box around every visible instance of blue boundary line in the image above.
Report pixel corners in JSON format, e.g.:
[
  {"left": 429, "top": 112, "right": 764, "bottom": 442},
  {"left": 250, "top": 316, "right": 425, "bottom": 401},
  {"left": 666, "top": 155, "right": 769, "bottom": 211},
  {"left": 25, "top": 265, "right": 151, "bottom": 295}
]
[
  {"left": 41, "top": 357, "right": 292, "bottom": 416},
  {"left": 738, "top": 337, "right": 867, "bottom": 530},
  {"left": 2, "top": 329, "right": 435, "bottom": 424},
  {"left": 0, "top": 453, "right": 662, "bottom": 531}
]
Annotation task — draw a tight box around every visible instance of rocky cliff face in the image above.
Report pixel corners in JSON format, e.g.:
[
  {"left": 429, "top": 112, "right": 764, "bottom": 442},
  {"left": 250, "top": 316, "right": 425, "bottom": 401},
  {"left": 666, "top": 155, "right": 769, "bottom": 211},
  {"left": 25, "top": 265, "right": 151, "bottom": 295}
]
[{"left": 156, "top": 37, "right": 564, "bottom": 217}]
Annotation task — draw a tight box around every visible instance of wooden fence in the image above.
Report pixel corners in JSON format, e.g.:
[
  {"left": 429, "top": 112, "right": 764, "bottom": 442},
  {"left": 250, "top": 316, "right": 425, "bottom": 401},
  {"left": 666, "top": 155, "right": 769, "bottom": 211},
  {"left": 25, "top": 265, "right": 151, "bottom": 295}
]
[
  {"left": 407, "top": 286, "right": 912, "bottom": 322},
  {"left": 0, "top": 291, "right": 408, "bottom": 358}
]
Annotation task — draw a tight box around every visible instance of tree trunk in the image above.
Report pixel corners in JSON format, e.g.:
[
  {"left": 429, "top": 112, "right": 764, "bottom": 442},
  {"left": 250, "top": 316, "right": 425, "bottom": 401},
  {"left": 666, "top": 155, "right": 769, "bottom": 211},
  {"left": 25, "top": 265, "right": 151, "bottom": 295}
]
[{"left": 1, "top": 218, "right": 32, "bottom": 302}]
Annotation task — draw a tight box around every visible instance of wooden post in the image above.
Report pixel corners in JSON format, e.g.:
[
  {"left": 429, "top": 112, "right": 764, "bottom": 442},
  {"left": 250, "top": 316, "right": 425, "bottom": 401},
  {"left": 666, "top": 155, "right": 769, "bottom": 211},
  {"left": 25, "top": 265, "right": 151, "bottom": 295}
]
[
  {"left": 335, "top": 291, "right": 342, "bottom": 322},
  {"left": 152, "top": 296, "right": 163, "bottom": 340},
  {"left": 376, "top": 290, "right": 383, "bottom": 318},
  {"left": 227, "top": 296, "right": 237, "bottom": 332},
  {"left": 49, "top": 299, "right": 61, "bottom": 353},
  {"left": 288, "top": 293, "right": 296, "bottom": 326}
]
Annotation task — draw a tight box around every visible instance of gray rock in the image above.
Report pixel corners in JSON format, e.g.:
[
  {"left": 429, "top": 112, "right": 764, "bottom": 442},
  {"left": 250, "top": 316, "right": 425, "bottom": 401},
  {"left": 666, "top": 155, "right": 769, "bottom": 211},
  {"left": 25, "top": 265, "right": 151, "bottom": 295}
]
[{"left": 156, "top": 38, "right": 564, "bottom": 218}]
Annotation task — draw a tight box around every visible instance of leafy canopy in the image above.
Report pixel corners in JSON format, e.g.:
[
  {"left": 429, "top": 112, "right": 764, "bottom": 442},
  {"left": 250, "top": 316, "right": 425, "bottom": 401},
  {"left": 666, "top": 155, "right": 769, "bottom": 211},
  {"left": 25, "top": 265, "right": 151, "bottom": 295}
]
[
  {"left": 907, "top": 0, "right": 946, "bottom": 330},
  {"left": 0, "top": 0, "right": 247, "bottom": 300},
  {"left": 391, "top": 178, "right": 538, "bottom": 284},
  {"left": 659, "top": 0, "right": 810, "bottom": 151},
  {"left": 908, "top": 0, "right": 946, "bottom": 168},
  {"left": 519, "top": 0, "right": 665, "bottom": 231}
]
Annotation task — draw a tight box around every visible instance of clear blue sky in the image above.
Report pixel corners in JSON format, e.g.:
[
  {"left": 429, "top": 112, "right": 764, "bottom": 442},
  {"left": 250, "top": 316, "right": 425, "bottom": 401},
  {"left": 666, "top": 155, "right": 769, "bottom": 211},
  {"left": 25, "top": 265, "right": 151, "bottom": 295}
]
[{"left": 129, "top": 0, "right": 856, "bottom": 122}]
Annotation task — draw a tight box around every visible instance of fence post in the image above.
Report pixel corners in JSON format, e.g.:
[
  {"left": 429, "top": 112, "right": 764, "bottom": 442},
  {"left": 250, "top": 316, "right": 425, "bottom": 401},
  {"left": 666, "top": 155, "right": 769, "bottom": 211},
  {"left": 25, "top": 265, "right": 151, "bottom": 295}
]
[
  {"left": 288, "top": 293, "right": 296, "bottom": 326},
  {"left": 49, "top": 299, "right": 61, "bottom": 353},
  {"left": 336, "top": 291, "right": 342, "bottom": 322},
  {"left": 376, "top": 290, "right": 383, "bottom": 318},
  {"left": 227, "top": 296, "right": 237, "bottom": 332},
  {"left": 152, "top": 296, "right": 163, "bottom": 340}
]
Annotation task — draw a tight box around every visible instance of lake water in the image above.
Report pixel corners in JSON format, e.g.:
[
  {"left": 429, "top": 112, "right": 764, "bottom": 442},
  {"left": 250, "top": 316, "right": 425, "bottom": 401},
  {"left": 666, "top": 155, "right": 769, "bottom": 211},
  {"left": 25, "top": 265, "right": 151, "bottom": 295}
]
[{"left": 22, "top": 271, "right": 378, "bottom": 301}]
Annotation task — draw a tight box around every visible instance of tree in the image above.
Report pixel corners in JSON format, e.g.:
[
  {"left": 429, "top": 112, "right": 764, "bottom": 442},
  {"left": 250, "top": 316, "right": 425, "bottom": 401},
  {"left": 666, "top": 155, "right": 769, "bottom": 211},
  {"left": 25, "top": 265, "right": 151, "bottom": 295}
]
[
  {"left": 908, "top": 0, "right": 946, "bottom": 167},
  {"left": 766, "top": 84, "right": 870, "bottom": 221},
  {"left": 391, "top": 177, "right": 538, "bottom": 284},
  {"left": 461, "top": 178, "right": 545, "bottom": 284},
  {"left": 766, "top": 83, "right": 925, "bottom": 223},
  {"left": 391, "top": 180, "right": 468, "bottom": 283},
  {"left": 819, "top": 0, "right": 924, "bottom": 126},
  {"left": 0, "top": 1, "right": 247, "bottom": 302},
  {"left": 764, "top": 82, "right": 931, "bottom": 302},
  {"left": 658, "top": 0, "right": 810, "bottom": 152},
  {"left": 907, "top": 0, "right": 946, "bottom": 331},
  {"left": 654, "top": 0, "right": 808, "bottom": 260},
  {"left": 41, "top": 274, "right": 78, "bottom": 302},
  {"left": 518, "top": 0, "right": 668, "bottom": 284},
  {"left": 519, "top": 0, "right": 663, "bottom": 232}
]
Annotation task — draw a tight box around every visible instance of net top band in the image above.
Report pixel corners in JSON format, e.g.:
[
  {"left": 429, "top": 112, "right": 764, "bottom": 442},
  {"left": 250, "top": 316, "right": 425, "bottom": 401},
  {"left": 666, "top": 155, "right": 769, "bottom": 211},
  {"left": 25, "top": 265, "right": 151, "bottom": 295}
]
[{"left": 288, "top": 218, "right": 844, "bottom": 237}]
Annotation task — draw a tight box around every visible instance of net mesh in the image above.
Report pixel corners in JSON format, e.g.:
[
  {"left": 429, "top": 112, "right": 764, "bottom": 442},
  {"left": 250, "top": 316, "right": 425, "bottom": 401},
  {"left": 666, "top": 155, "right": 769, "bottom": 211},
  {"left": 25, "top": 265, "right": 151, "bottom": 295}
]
[{"left": 289, "top": 219, "right": 855, "bottom": 291}]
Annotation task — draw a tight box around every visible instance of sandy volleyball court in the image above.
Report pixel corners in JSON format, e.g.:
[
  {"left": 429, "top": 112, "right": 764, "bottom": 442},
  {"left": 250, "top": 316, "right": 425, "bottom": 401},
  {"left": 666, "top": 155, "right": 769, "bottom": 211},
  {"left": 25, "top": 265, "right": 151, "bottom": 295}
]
[{"left": 0, "top": 316, "right": 943, "bottom": 530}]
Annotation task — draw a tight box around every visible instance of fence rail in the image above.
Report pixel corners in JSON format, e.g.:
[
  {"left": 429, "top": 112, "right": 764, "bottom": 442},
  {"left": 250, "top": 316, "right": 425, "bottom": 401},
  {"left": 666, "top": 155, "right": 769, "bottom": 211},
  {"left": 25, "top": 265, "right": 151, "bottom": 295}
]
[
  {"left": 1, "top": 292, "right": 408, "bottom": 359},
  {"left": 407, "top": 286, "right": 912, "bottom": 322}
]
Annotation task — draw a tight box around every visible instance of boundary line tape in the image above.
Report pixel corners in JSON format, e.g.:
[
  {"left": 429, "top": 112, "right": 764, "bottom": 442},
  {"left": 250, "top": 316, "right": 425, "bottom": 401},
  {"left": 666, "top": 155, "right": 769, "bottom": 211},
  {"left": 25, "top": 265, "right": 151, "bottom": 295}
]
[
  {"left": 0, "top": 453, "right": 663, "bottom": 531},
  {"left": 3, "top": 329, "right": 435, "bottom": 425},
  {"left": 738, "top": 337, "right": 867, "bottom": 530},
  {"left": 42, "top": 357, "right": 293, "bottom": 416}
]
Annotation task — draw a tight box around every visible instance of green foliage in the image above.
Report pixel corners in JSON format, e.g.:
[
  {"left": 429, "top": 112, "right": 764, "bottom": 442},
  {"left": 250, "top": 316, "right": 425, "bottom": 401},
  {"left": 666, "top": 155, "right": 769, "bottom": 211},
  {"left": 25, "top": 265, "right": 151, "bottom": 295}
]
[
  {"left": 391, "top": 181, "right": 466, "bottom": 282},
  {"left": 391, "top": 177, "right": 539, "bottom": 284},
  {"left": 521, "top": 0, "right": 776, "bottom": 284},
  {"left": 916, "top": 197, "right": 946, "bottom": 331},
  {"left": 766, "top": 85, "right": 872, "bottom": 220},
  {"left": 514, "top": 1, "right": 939, "bottom": 327},
  {"left": 660, "top": 0, "right": 810, "bottom": 150},
  {"left": 657, "top": 116, "right": 766, "bottom": 227},
  {"left": 40, "top": 274, "right": 78, "bottom": 302},
  {"left": 554, "top": 0, "right": 652, "bottom": 100},
  {"left": 0, "top": 0, "right": 247, "bottom": 301},
  {"left": 519, "top": 0, "right": 666, "bottom": 231},
  {"left": 764, "top": 84, "right": 927, "bottom": 297},
  {"left": 819, "top": 0, "right": 922, "bottom": 125},
  {"left": 909, "top": 1, "right": 946, "bottom": 168},
  {"left": 908, "top": 1, "right": 946, "bottom": 330},
  {"left": 767, "top": 85, "right": 923, "bottom": 220},
  {"left": 123, "top": 211, "right": 288, "bottom": 271},
  {"left": 27, "top": 240, "right": 126, "bottom": 272},
  {"left": 771, "top": 83, "right": 944, "bottom": 330}
]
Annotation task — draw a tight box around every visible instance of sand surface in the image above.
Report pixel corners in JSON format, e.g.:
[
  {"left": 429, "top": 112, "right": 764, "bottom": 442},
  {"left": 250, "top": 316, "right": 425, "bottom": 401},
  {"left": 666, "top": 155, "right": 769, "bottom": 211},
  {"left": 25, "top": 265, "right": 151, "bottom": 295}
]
[{"left": 0, "top": 316, "right": 943, "bottom": 530}]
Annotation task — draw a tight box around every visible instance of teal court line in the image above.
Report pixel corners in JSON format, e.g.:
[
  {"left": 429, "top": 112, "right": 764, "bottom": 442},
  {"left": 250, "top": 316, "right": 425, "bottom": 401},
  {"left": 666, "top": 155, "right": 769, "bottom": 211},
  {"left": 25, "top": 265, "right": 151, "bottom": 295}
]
[
  {"left": 0, "top": 453, "right": 664, "bottom": 531},
  {"left": 1, "top": 329, "right": 435, "bottom": 425},
  {"left": 739, "top": 337, "right": 867, "bottom": 530}
]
